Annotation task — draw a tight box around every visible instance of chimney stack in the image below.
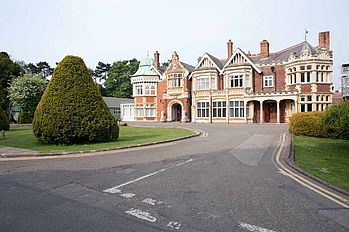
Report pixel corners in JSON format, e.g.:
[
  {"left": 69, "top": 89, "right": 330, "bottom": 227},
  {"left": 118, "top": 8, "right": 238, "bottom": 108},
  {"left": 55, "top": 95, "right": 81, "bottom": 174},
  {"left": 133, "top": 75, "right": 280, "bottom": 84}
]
[
  {"left": 260, "top": 40, "right": 269, "bottom": 58},
  {"left": 318, "top": 31, "right": 330, "bottom": 50},
  {"left": 227, "top": 39, "right": 233, "bottom": 59},
  {"left": 197, "top": 56, "right": 202, "bottom": 64},
  {"left": 154, "top": 51, "right": 160, "bottom": 70}
]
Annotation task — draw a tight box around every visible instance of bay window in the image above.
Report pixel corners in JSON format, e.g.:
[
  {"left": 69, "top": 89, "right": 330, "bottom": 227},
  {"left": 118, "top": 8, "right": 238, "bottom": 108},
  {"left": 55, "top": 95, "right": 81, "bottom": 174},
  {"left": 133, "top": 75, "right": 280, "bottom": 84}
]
[
  {"left": 229, "top": 100, "right": 244, "bottom": 118},
  {"left": 197, "top": 101, "right": 209, "bottom": 118}
]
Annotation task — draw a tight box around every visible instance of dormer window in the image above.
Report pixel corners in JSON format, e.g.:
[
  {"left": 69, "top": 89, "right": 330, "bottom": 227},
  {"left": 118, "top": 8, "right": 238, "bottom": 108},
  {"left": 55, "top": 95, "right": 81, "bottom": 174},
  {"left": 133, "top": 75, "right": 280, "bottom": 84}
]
[
  {"left": 263, "top": 76, "right": 273, "bottom": 87},
  {"left": 168, "top": 73, "right": 182, "bottom": 88}
]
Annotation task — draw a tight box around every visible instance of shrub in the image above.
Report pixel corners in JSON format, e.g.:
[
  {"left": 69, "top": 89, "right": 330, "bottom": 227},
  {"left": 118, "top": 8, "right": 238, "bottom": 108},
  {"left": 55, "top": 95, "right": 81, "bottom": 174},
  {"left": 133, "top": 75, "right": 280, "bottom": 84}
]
[
  {"left": 321, "top": 101, "right": 349, "bottom": 139},
  {"left": 32, "top": 55, "right": 119, "bottom": 144},
  {"left": 120, "top": 122, "right": 128, "bottom": 126},
  {"left": 0, "top": 110, "right": 10, "bottom": 131},
  {"left": 289, "top": 112, "right": 325, "bottom": 137},
  {"left": 18, "top": 111, "right": 34, "bottom": 124}
]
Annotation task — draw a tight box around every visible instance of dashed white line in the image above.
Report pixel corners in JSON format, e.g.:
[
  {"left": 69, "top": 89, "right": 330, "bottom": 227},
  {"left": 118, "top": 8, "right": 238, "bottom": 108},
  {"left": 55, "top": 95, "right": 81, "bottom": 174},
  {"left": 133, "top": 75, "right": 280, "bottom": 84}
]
[
  {"left": 167, "top": 221, "right": 181, "bottom": 230},
  {"left": 103, "top": 188, "right": 121, "bottom": 194},
  {"left": 142, "top": 198, "right": 163, "bottom": 206},
  {"left": 125, "top": 208, "right": 157, "bottom": 222},
  {"left": 103, "top": 159, "right": 193, "bottom": 192},
  {"left": 119, "top": 193, "right": 135, "bottom": 198},
  {"left": 239, "top": 222, "right": 275, "bottom": 232}
]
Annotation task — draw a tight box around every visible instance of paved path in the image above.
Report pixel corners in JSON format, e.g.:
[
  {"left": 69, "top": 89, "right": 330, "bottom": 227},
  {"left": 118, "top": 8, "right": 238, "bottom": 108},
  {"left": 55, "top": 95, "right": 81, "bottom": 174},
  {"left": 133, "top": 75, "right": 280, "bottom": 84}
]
[{"left": 0, "top": 123, "right": 348, "bottom": 231}]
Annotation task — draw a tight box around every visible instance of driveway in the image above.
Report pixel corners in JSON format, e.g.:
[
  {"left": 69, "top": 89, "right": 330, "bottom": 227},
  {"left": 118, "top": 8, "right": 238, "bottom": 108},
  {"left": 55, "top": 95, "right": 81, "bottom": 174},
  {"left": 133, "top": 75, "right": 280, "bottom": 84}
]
[{"left": 0, "top": 123, "right": 347, "bottom": 231}]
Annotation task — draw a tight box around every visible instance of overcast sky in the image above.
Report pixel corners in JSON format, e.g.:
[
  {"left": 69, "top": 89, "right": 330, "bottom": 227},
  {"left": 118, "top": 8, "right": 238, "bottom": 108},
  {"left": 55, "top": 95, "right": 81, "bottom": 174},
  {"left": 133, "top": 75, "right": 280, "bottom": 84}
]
[{"left": 0, "top": 0, "right": 347, "bottom": 89}]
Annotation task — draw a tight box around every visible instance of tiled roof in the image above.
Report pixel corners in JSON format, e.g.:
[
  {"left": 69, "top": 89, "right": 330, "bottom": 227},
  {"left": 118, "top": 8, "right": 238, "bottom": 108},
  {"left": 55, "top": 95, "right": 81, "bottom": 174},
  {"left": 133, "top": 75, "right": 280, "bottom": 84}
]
[
  {"left": 206, "top": 53, "right": 224, "bottom": 69},
  {"left": 249, "top": 41, "right": 317, "bottom": 64},
  {"left": 181, "top": 62, "right": 195, "bottom": 72},
  {"left": 103, "top": 97, "right": 133, "bottom": 108}
]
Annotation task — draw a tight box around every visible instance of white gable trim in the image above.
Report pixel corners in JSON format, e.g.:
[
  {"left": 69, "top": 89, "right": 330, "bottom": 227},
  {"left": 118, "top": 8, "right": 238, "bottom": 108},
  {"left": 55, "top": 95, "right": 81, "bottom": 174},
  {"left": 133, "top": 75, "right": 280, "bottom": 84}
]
[
  {"left": 222, "top": 48, "right": 261, "bottom": 74},
  {"left": 192, "top": 53, "right": 222, "bottom": 73},
  {"left": 150, "top": 64, "right": 164, "bottom": 80}
]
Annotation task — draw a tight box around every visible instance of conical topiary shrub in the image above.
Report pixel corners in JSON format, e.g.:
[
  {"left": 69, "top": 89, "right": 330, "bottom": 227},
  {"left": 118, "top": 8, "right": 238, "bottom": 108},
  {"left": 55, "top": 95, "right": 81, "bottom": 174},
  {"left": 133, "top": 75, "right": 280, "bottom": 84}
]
[{"left": 32, "top": 55, "right": 118, "bottom": 144}]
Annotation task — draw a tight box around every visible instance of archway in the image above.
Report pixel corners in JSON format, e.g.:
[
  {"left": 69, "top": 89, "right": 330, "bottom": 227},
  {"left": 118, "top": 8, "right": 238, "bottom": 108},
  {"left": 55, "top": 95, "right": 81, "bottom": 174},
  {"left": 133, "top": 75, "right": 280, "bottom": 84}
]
[{"left": 171, "top": 103, "right": 182, "bottom": 121}]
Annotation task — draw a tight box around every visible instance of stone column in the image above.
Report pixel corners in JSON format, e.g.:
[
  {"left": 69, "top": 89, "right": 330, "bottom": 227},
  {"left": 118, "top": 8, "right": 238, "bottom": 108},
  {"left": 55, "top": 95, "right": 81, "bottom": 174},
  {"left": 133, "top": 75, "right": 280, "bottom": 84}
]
[
  {"left": 244, "top": 100, "right": 248, "bottom": 124},
  {"left": 259, "top": 100, "right": 264, "bottom": 124},
  {"left": 277, "top": 100, "right": 280, "bottom": 124}
]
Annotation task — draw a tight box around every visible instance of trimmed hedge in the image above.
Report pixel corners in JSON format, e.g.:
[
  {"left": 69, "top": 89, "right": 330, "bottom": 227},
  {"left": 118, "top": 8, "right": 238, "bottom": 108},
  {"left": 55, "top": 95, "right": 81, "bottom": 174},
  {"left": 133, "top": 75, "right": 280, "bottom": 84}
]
[
  {"left": 18, "top": 111, "right": 34, "bottom": 124},
  {"left": 0, "top": 110, "right": 9, "bottom": 131},
  {"left": 321, "top": 101, "right": 349, "bottom": 139},
  {"left": 32, "top": 55, "right": 119, "bottom": 144},
  {"left": 289, "top": 111, "right": 325, "bottom": 137}
]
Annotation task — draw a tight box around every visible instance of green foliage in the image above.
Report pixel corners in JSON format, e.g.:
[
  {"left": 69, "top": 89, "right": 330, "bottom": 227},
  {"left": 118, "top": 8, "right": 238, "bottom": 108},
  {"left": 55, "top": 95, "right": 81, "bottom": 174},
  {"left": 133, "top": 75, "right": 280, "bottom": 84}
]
[
  {"left": 0, "top": 110, "right": 10, "bottom": 131},
  {"left": 321, "top": 101, "right": 349, "bottom": 139},
  {"left": 104, "top": 59, "right": 139, "bottom": 98},
  {"left": 32, "top": 55, "right": 119, "bottom": 144},
  {"left": 8, "top": 73, "right": 47, "bottom": 113},
  {"left": 18, "top": 111, "right": 34, "bottom": 124},
  {"left": 0, "top": 52, "right": 24, "bottom": 111},
  {"left": 289, "top": 112, "right": 325, "bottom": 137}
]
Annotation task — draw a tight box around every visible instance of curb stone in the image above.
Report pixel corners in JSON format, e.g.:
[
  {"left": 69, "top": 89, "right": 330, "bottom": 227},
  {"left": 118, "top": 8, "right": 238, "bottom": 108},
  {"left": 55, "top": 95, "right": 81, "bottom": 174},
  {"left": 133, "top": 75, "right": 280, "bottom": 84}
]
[
  {"left": 283, "top": 133, "right": 349, "bottom": 198},
  {"left": 0, "top": 127, "right": 201, "bottom": 159}
]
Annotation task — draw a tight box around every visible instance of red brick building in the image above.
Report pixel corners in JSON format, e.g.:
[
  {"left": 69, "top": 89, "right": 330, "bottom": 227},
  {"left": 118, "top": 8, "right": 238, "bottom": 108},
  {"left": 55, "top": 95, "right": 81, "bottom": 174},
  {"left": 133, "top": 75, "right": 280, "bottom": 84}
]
[
  {"left": 130, "top": 51, "right": 193, "bottom": 122},
  {"left": 130, "top": 31, "right": 333, "bottom": 123}
]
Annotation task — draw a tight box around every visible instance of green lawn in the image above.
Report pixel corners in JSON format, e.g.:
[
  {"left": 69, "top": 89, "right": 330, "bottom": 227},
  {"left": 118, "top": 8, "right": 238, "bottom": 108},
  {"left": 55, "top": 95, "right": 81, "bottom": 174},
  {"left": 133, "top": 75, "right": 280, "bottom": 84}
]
[
  {"left": 0, "top": 126, "right": 194, "bottom": 153},
  {"left": 294, "top": 136, "right": 349, "bottom": 192}
]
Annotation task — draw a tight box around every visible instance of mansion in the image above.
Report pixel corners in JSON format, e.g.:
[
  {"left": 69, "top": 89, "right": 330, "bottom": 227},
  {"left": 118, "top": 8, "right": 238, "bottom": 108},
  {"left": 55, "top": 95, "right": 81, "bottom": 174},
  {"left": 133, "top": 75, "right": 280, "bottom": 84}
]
[{"left": 123, "top": 31, "right": 333, "bottom": 123}]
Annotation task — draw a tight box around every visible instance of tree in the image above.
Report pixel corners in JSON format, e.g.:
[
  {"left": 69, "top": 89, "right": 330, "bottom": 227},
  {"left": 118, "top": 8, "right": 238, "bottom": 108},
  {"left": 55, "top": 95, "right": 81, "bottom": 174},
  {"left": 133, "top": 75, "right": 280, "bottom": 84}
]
[
  {"left": 0, "top": 110, "right": 9, "bottom": 131},
  {"left": 36, "top": 61, "right": 54, "bottom": 77},
  {"left": 8, "top": 73, "right": 47, "bottom": 122},
  {"left": 32, "top": 55, "right": 119, "bottom": 144},
  {"left": 95, "top": 61, "right": 111, "bottom": 82},
  {"left": 0, "top": 52, "right": 24, "bottom": 113},
  {"left": 104, "top": 59, "right": 139, "bottom": 98}
]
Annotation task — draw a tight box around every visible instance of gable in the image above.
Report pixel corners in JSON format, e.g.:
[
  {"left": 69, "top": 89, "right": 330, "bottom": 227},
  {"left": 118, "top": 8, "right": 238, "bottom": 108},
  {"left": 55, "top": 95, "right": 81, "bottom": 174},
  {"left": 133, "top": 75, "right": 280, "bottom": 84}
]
[
  {"left": 193, "top": 53, "right": 222, "bottom": 72},
  {"left": 222, "top": 48, "right": 262, "bottom": 73}
]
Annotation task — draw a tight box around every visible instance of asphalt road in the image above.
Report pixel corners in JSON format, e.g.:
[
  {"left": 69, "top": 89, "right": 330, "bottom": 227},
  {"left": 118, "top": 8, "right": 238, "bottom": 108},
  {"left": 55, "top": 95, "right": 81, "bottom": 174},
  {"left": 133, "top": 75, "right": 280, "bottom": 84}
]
[{"left": 0, "top": 123, "right": 348, "bottom": 232}]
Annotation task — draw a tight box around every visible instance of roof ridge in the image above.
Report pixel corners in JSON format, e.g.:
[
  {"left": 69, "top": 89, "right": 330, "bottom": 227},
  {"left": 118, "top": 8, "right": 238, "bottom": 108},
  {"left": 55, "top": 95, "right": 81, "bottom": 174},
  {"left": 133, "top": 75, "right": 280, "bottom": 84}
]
[{"left": 274, "top": 41, "right": 306, "bottom": 54}]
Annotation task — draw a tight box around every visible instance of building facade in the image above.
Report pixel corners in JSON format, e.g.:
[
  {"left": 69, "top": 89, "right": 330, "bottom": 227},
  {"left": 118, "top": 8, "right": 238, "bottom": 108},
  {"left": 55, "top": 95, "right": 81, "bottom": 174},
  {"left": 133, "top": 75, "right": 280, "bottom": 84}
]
[
  {"left": 342, "top": 63, "right": 349, "bottom": 101},
  {"left": 130, "top": 51, "right": 193, "bottom": 122},
  {"left": 129, "top": 31, "right": 333, "bottom": 123}
]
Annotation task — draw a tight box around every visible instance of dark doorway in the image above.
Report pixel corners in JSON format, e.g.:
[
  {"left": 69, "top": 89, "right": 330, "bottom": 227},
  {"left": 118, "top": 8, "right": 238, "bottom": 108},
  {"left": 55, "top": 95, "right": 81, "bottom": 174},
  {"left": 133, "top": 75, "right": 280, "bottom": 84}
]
[
  {"left": 264, "top": 101, "right": 277, "bottom": 123},
  {"left": 171, "top": 103, "right": 182, "bottom": 121}
]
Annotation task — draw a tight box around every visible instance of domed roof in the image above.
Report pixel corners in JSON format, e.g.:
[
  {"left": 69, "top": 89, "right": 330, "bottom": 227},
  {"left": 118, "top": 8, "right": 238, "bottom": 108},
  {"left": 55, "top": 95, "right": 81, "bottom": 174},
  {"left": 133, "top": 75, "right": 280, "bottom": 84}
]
[{"left": 131, "top": 53, "right": 159, "bottom": 77}]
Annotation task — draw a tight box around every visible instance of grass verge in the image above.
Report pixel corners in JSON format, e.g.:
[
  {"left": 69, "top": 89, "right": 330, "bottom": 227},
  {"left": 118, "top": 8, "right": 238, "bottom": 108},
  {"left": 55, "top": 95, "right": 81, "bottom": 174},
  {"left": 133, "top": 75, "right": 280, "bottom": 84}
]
[
  {"left": 0, "top": 126, "right": 194, "bottom": 153},
  {"left": 294, "top": 136, "right": 349, "bottom": 192}
]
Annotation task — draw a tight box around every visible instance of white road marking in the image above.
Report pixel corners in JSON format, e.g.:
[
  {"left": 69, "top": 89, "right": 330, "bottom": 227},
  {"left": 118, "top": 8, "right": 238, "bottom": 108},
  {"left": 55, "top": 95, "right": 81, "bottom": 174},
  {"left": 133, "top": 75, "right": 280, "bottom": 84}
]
[
  {"left": 102, "top": 188, "right": 121, "bottom": 194},
  {"left": 103, "top": 159, "right": 193, "bottom": 192},
  {"left": 239, "top": 222, "right": 275, "bottom": 232},
  {"left": 142, "top": 198, "right": 163, "bottom": 206},
  {"left": 275, "top": 133, "right": 349, "bottom": 208},
  {"left": 167, "top": 221, "right": 181, "bottom": 230},
  {"left": 125, "top": 208, "right": 157, "bottom": 222},
  {"left": 119, "top": 193, "right": 135, "bottom": 198}
]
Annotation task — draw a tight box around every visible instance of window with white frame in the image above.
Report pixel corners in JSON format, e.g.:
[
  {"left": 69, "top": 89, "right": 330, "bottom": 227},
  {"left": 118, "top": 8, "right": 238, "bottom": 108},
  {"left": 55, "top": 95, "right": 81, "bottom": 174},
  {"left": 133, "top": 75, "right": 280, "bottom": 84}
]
[
  {"left": 134, "top": 84, "right": 143, "bottom": 96},
  {"left": 230, "top": 74, "right": 244, "bottom": 88},
  {"left": 144, "top": 84, "right": 156, "bottom": 96},
  {"left": 197, "top": 101, "right": 209, "bottom": 118},
  {"left": 229, "top": 100, "right": 244, "bottom": 118},
  {"left": 145, "top": 104, "right": 156, "bottom": 117},
  {"left": 212, "top": 101, "right": 226, "bottom": 117},
  {"left": 150, "top": 86, "right": 156, "bottom": 95},
  {"left": 168, "top": 73, "right": 182, "bottom": 88},
  {"left": 135, "top": 104, "right": 144, "bottom": 117},
  {"left": 263, "top": 76, "right": 273, "bottom": 87},
  {"left": 196, "top": 76, "right": 216, "bottom": 90}
]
